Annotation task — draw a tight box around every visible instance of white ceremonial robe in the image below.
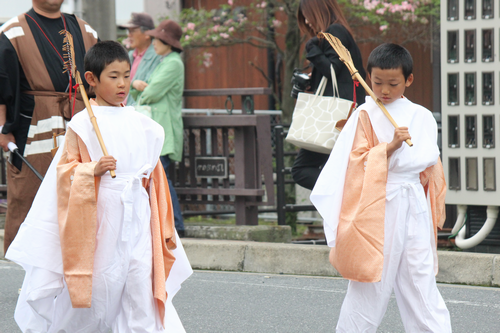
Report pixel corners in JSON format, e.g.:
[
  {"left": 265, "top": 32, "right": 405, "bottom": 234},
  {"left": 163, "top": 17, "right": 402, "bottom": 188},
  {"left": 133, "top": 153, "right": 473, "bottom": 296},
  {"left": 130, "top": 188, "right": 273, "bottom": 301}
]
[
  {"left": 6, "top": 106, "right": 192, "bottom": 333},
  {"left": 311, "top": 97, "right": 452, "bottom": 332}
]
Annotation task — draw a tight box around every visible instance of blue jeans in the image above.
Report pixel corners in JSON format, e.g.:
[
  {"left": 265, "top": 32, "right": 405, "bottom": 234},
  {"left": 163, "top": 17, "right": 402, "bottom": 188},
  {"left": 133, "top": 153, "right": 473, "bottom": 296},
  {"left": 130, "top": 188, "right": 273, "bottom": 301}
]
[{"left": 160, "top": 155, "right": 185, "bottom": 231}]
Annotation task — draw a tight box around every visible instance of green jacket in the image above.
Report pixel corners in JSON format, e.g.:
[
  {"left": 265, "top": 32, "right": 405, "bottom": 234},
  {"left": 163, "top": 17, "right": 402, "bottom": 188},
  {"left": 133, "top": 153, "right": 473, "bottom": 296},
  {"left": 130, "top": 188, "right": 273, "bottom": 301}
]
[
  {"left": 126, "top": 43, "right": 161, "bottom": 106},
  {"left": 131, "top": 52, "right": 184, "bottom": 161}
]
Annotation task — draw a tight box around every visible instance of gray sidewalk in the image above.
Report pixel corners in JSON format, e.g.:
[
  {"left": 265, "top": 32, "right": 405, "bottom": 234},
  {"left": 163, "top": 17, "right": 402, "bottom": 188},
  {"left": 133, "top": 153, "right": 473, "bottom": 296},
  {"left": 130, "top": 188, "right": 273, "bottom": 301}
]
[
  {"left": 182, "top": 238, "right": 500, "bottom": 287},
  {"left": 2, "top": 229, "right": 500, "bottom": 287}
]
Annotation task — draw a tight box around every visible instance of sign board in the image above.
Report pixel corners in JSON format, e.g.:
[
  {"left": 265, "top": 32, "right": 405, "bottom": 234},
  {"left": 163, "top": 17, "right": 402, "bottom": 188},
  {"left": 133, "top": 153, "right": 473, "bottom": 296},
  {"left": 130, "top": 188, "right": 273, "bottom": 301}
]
[{"left": 195, "top": 157, "right": 228, "bottom": 178}]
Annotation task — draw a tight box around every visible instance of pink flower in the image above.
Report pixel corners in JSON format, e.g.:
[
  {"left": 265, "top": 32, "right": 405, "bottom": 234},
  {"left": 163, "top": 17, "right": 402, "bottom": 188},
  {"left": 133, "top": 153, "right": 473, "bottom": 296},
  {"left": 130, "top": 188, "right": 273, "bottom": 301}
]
[
  {"left": 228, "top": 0, "right": 233, "bottom": 5},
  {"left": 228, "top": 27, "right": 235, "bottom": 32},
  {"left": 213, "top": 25, "right": 220, "bottom": 32},
  {"left": 260, "top": 1, "right": 267, "bottom": 8},
  {"left": 220, "top": 33, "right": 230, "bottom": 39},
  {"left": 187, "top": 22, "right": 196, "bottom": 30},
  {"left": 389, "top": 4, "right": 401, "bottom": 13},
  {"left": 203, "top": 52, "right": 213, "bottom": 68},
  {"left": 363, "top": 0, "right": 379, "bottom": 10},
  {"left": 376, "top": 8, "right": 386, "bottom": 14},
  {"left": 379, "top": 25, "right": 388, "bottom": 31},
  {"left": 279, "top": 7, "right": 284, "bottom": 11},
  {"left": 185, "top": 35, "right": 190, "bottom": 40},
  {"left": 401, "top": 1, "right": 414, "bottom": 11},
  {"left": 272, "top": 19, "right": 282, "bottom": 28}
]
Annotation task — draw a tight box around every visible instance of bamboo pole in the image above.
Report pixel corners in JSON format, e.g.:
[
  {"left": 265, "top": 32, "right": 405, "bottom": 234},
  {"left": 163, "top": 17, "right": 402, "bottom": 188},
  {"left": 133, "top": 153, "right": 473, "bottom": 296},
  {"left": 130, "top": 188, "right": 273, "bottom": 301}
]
[
  {"left": 62, "top": 30, "right": 116, "bottom": 178},
  {"left": 75, "top": 72, "right": 116, "bottom": 178}
]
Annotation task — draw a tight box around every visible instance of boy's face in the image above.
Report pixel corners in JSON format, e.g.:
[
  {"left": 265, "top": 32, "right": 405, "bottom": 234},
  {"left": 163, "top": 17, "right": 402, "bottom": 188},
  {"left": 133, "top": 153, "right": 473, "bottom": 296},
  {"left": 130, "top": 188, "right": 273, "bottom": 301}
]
[
  {"left": 85, "top": 60, "right": 130, "bottom": 107},
  {"left": 370, "top": 67, "right": 413, "bottom": 105}
]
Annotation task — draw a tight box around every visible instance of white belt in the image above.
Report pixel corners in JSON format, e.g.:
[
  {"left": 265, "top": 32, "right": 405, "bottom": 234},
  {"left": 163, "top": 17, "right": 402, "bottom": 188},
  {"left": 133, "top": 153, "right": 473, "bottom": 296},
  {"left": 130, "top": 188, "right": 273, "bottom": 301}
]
[
  {"left": 386, "top": 174, "right": 427, "bottom": 236},
  {"left": 119, "top": 164, "right": 154, "bottom": 242}
]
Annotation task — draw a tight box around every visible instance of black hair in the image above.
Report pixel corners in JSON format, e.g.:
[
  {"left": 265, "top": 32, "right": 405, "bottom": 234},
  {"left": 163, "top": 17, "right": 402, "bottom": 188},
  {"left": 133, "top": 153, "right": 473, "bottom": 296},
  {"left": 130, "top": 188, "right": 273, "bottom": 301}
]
[
  {"left": 84, "top": 40, "right": 131, "bottom": 80},
  {"left": 156, "top": 38, "right": 182, "bottom": 53},
  {"left": 366, "top": 43, "right": 413, "bottom": 81}
]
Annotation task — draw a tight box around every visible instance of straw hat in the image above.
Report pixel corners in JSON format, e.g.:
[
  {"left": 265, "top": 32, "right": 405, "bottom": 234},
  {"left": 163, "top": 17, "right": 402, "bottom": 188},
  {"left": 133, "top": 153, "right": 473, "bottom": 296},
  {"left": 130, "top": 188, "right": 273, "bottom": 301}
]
[{"left": 146, "top": 20, "right": 183, "bottom": 51}]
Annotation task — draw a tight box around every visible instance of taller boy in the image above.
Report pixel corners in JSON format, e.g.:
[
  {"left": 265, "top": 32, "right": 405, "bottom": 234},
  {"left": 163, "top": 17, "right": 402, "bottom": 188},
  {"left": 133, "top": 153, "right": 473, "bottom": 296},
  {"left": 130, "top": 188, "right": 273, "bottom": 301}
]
[{"left": 311, "top": 44, "right": 452, "bottom": 332}]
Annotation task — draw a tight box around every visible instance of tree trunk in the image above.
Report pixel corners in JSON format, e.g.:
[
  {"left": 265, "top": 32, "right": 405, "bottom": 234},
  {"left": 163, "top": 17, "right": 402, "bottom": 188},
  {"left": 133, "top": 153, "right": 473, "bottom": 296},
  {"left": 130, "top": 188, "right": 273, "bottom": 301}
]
[
  {"left": 281, "top": 4, "right": 301, "bottom": 123},
  {"left": 82, "top": 0, "right": 116, "bottom": 41}
]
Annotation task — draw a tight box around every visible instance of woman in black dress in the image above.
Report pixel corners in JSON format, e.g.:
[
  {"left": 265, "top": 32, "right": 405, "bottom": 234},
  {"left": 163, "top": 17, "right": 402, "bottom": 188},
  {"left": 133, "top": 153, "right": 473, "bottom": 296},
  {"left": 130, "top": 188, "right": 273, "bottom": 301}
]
[{"left": 292, "top": 0, "right": 366, "bottom": 190}]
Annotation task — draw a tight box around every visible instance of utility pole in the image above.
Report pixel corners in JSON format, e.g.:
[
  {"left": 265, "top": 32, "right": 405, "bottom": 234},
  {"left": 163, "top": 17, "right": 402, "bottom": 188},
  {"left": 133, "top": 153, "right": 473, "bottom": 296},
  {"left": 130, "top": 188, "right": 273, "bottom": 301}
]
[
  {"left": 82, "top": 0, "right": 116, "bottom": 41},
  {"left": 144, "top": 0, "right": 181, "bottom": 24}
]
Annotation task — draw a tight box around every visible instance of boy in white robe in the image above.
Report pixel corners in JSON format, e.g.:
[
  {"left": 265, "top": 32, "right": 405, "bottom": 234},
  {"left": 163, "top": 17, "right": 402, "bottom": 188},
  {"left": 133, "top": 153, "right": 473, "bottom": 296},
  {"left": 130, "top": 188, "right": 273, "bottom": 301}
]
[
  {"left": 6, "top": 41, "right": 192, "bottom": 332},
  {"left": 310, "top": 43, "right": 452, "bottom": 332}
]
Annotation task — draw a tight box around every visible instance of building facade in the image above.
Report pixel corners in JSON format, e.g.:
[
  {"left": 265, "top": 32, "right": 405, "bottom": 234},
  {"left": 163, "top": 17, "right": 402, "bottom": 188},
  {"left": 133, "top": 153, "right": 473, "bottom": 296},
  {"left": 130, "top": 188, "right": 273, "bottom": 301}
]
[{"left": 441, "top": 0, "right": 500, "bottom": 251}]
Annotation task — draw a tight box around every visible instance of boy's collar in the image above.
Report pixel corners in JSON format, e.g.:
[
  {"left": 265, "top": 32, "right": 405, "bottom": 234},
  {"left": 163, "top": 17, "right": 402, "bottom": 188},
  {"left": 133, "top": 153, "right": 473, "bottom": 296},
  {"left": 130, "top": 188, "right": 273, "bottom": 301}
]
[{"left": 89, "top": 98, "right": 125, "bottom": 107}]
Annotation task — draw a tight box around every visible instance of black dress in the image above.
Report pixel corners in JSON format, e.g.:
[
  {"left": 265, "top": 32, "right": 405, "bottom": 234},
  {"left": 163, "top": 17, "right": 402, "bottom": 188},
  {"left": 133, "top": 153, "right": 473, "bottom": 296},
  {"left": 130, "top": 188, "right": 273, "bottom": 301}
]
[{"left": 291, "top": 23, "right": 366, "bottom": 190}]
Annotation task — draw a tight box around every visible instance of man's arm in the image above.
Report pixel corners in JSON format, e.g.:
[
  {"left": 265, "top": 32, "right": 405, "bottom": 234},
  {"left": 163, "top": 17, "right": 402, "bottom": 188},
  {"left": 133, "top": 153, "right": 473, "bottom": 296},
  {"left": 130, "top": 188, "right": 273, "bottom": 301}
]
[{"left": 0, "top": 104, "right": 15, "bottom": 151}]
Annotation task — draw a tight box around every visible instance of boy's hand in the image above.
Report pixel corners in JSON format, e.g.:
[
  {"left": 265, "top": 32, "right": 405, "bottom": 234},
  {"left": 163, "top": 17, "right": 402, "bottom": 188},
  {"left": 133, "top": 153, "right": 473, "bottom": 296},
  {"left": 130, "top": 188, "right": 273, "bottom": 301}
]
[
  {"left": 132, "top": 80, "right": 148, "bottom": 92},
  {"left": 94, "top": 156, "right": 117, "bottom": 177},
  {"left": 387, "top": 127, "right": 411, "bottom": 157}
]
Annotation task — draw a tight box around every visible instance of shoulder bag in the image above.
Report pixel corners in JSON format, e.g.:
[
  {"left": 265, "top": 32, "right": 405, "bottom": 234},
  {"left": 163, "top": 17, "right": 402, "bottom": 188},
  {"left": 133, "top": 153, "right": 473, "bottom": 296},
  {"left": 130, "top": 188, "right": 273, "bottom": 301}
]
[{"left": 286, "top": 65, "right": 356, "bottom": 154}]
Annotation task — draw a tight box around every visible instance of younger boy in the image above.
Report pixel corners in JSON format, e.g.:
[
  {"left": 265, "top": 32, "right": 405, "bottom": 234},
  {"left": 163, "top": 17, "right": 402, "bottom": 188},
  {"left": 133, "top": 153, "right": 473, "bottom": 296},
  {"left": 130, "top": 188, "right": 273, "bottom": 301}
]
[
  {"left": 311, "top": 43, "right": 452, "bottom": 332},
  {"left": 6, "top": 41, "right": 192, "bottom": 332}
]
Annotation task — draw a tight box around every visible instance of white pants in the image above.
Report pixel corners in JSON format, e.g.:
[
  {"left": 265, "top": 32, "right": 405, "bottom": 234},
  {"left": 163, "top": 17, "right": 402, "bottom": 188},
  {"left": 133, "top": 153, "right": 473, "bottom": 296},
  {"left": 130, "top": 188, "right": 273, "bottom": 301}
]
[
  {"left": 48, "top": 177, "right": 164, "bottom": 333},
  {"left": 336, "top": 183, "right": 452, "bottom": 333}
]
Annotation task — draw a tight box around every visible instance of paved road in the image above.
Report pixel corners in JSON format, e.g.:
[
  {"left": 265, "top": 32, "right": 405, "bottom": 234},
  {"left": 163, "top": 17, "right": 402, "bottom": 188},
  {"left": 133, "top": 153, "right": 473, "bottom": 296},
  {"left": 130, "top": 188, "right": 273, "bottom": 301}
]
[{"left": 1, "top": 259, "right": 499, "bottom": 332}]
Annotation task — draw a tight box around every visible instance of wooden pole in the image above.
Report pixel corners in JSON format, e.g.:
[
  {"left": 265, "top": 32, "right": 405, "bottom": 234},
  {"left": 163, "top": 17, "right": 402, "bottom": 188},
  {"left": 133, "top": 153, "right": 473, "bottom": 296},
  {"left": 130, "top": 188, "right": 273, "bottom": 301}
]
[{"left": 76, "top": 72, "right": 116, "bottom": 178}]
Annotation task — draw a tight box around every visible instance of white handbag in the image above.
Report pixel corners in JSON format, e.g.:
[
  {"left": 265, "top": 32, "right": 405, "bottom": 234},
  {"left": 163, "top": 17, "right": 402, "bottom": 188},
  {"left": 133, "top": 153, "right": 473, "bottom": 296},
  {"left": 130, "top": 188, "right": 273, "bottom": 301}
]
[{"left": 286, "top": 65, "right": 355, "bottom": 154}]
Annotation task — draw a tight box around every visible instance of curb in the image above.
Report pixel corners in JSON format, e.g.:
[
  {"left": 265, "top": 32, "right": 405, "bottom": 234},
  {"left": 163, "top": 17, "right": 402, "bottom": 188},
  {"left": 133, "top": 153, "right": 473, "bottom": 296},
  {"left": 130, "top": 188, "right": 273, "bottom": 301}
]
[
  {"left": 184, "top": 225, "right": 292, "bottom": 243},
  {"left": 181, "top": 238, "right": 500, "bottom": 287},
  {"left": 3, "top": 231, "right": 499, "bottom": 287}
]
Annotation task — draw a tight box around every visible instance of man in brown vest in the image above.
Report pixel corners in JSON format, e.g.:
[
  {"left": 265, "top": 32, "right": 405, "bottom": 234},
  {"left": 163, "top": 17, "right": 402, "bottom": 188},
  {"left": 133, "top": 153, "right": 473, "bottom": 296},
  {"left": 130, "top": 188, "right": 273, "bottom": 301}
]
[{"left": 0, "top": 0, "right": 98, "bottom": 254}]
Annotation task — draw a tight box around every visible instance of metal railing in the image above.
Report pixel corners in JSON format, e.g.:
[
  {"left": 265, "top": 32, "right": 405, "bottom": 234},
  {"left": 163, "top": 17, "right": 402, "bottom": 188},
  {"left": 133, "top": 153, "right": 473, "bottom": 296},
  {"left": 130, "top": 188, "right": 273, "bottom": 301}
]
[{"left": 274, "top": 125, "right": 317, "bottom": 225}]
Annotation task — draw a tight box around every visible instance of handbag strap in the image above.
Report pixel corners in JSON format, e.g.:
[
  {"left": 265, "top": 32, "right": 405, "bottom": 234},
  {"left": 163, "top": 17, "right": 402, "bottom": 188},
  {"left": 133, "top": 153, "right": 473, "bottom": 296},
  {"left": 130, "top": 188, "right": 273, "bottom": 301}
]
[
  {"left": 312, "top": 64, "right": 338, "bottom": 104},
  {"left": 330, "top": 65, "right": 340, "bottom": 98},
  {"left": 316, "top": 65, "right": 339, "bottom": 97},
  {"left": 312, "top": 76, "right": 327, "bottom": 104}
]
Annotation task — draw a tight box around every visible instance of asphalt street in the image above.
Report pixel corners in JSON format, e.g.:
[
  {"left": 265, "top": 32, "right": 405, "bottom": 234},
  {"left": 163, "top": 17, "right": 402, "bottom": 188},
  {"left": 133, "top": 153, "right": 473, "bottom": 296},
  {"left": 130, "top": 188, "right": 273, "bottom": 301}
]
[{"left": 1, "top": 259, "right": 499, "bottom": 332}]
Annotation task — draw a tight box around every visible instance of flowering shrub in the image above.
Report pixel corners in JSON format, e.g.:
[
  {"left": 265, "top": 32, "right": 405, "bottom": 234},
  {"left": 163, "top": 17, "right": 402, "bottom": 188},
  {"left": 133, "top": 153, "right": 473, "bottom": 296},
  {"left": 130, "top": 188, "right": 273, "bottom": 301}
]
[
  {"left": 174, "top": 0, "right": 439, "bottom": 116},
  {"left": 339, "top": 0, "right": 440, "bottom": 44},
  {"left": 177, "top": 0, "right": 286, "bottom": 50},
  {"left": 177, "top": 0, "right": 439, "bottom": 49}
]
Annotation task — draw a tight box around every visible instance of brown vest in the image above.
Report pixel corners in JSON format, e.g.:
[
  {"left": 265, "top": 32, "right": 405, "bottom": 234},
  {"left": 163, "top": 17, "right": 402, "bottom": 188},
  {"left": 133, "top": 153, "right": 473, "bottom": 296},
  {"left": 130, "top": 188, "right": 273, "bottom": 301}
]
[
  {"left": 2, "top": 14, "right": 98, "bottom": 254},
  {"left": 5, "top": 13, "right": 98, "bottom": 157}
]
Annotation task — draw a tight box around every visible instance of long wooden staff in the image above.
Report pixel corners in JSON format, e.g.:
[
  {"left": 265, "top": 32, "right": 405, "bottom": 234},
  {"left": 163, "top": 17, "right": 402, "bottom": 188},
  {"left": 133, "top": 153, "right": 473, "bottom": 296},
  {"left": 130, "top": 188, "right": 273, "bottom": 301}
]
[
  {"left": 319, "top": 32, "right": 413, "bottom": 147},
  {"left": 61, "top": 31, "right": 116, "bottom": 177}
]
